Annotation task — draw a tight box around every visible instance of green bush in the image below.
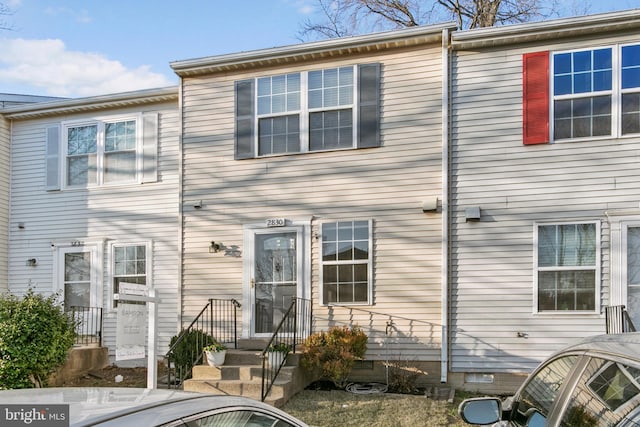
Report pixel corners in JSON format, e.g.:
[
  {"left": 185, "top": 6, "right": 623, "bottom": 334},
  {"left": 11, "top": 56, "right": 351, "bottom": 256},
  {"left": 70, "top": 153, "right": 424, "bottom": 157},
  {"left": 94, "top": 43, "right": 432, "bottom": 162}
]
[
  {"left": 0, "top": 290, "right": 77, "bottom": 389},
  {"left": 302, "top": 325, "right": 368, "bottom": 389},
  {"left": 168, "top": 329, "right": 213, "bottom": 380}
]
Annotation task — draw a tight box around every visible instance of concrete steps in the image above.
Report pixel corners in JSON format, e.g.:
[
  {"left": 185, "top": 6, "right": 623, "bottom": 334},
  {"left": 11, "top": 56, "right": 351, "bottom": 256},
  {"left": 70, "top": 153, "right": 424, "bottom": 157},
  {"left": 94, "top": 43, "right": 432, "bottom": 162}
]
[{"left": 182, "top": 348, "right": 309, "bottom": 407}]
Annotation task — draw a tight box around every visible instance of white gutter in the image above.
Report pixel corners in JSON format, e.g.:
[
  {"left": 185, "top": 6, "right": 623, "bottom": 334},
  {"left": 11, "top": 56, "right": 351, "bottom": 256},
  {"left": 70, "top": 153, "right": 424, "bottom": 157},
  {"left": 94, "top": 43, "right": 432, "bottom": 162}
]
[
  {"left": 171, "top": 22, "right": 457, "bottom": 76},
  {"left": 452, "top": 8, "right": 640, "bottom": 49},
  {"left": 440, "top": 27, "right": 450, "bottom": 384}
]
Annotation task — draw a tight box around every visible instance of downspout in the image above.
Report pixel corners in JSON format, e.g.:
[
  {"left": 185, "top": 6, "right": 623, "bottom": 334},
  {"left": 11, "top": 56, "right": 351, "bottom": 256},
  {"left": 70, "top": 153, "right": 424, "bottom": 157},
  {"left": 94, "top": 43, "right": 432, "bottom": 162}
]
[
  {"left": 440, "top": 27, "right": 451, "bottom": 384},
  {"left": 177, "top": 78, "right": 184, "bottom": 328}
]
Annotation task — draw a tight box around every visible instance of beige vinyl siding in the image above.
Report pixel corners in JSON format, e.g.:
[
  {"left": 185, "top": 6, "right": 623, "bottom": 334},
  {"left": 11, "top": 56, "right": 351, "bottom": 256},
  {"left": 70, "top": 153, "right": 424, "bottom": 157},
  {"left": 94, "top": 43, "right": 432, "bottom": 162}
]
[
  {"left": 0, "top": 117, "right": 9, "bottom": 292},
  {"left": 450, "top": 31, "right": 640, "bottom": 373},
  {"left": 181, "top": 45, "right": 444, "bottom": 361},
  {"left": 8, "top": 102, "right": 180, "bottom": 357}
]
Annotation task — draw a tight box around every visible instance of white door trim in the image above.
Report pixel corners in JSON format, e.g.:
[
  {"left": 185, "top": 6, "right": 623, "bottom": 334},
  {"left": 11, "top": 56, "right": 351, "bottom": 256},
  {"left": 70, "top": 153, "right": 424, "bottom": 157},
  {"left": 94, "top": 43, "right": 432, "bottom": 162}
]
[
  {"left": 52, "top": 240, "right": 104, "bottom": 308},
  {"left": 242, "top": 218, "right": 311, "bottom": 338}
]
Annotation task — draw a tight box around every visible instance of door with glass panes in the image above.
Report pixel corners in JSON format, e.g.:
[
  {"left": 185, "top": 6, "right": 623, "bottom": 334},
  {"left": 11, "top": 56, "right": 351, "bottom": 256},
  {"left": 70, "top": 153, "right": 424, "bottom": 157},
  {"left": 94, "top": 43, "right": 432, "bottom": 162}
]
[{"left": 249, "top": 229, "right": 302, "bottom": 336}]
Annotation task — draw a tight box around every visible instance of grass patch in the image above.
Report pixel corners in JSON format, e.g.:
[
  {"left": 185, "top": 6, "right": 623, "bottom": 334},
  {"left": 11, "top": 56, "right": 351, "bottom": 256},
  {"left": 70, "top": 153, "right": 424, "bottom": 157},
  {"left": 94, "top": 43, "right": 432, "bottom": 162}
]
[{"left": 282, "top": 389, "right": 469, "bottom": 427}]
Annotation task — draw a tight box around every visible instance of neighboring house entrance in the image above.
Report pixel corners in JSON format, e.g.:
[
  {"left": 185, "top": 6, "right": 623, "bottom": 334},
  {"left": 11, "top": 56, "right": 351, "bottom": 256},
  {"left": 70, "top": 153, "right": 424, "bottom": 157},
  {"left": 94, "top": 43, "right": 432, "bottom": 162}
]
[
  {"left": 610, "top": 218, "right": 640, "bottom": 328},
  {"left": 624, "top": 225, "right": 640, "bottom": 327},
  {"left": 243, "top": 221, "right": 310, "bottom": 337},
  {"left": 54, "top": 243, "right": 101, "bottom": 310}
]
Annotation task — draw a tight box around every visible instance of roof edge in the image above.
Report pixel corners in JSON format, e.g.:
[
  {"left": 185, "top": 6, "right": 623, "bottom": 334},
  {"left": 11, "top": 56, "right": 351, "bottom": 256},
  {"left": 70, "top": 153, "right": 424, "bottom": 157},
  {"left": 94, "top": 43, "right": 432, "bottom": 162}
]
[
  {"left": 1, "top": 86, "right": 179, "bottom": 120},
  {"left": 452, "top": 9, "right": 640, "bottom": 48},
  {"left": 171, "top": 22, "right": 457, "bottom": 76}
]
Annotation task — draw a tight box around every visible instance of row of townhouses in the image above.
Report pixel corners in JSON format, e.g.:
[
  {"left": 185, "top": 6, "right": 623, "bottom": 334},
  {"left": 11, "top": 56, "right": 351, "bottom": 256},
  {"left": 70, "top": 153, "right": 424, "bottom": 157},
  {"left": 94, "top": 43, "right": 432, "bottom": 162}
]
[{"left": 1, "top": 9, "right": 639, "bottom": 391}]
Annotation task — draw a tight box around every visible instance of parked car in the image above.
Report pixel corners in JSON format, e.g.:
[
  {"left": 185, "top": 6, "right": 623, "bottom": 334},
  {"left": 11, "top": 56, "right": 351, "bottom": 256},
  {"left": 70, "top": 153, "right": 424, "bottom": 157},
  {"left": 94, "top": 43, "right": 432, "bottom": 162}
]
[
  {"left": 459, "top": 333, "right": 640, "bottom": 426},
  {"left": 0, "top": 387, "right": 309, "bottom": 427}
]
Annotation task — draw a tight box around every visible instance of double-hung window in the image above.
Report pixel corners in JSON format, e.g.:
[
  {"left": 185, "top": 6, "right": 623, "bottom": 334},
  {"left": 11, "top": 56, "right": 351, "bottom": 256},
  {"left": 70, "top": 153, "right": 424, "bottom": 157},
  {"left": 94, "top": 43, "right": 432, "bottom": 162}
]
[
  {"left": 523, "top": 43, "right": 640, "bottom": 144},
  {"left": 535, "top": 222, "right": 599, "bottom": 313},
  {"left": 111, "top": 242, "right": 149, "bottom": 308},
  {"left": 553, "top": 48, "right": 613, "bottom": 140},
  {"left": 235, "top": 63, "right": 380, "bottom": 159},
  {"left": 46, "top": 113, "right": 158, "bottom": 191},
  {"left": 66, "top": 118, "right": 138, "bottom": 187},
  {"left": 320, "top": 220, "right": 372, "bottom": 305}
]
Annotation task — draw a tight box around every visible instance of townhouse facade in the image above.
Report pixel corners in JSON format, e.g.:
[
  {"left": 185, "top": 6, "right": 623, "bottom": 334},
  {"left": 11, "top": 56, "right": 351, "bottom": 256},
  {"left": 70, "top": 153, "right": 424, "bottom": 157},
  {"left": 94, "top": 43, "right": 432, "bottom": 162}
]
[
  {"left": 449, "top": 10, "right": 640, "bottom": 388},
  {"left": 171, "top": 23, "right": 454, "bottom": 381},
  {"left": 0, "top": 88, "right": 181, "bottom": 356}
]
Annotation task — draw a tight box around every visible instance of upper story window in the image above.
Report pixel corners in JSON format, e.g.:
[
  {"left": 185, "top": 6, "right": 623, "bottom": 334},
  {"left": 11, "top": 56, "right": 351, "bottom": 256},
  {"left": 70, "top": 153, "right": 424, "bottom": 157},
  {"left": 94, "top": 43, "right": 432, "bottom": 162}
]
[
  {"left": 523, "top": 43, "right": 640, "bottom": 145},
  {"left": 45, "top": 113, "right": 158, "bottom": 191},
  {"left": 553, "top": 48, "right": 613, "bottom": 140},
  {"left": 535, "top": 222, "right": 599, "bottom": 313},
  {"left": 235, "top": 63, "right": 380, "bottom": 159},
  {"left": 320, "top": 220, "right": 373, "bottom": 305},
  {"left": 65, "top": 118, "right": 138, "bottom": 187}
]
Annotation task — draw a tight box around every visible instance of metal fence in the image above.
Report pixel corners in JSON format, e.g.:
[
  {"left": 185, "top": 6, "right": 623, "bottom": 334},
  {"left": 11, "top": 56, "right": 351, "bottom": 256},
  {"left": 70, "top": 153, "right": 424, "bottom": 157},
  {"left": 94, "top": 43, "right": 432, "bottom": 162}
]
[{"left": 69, "top": 306, "right": 103, "bottom": 346}]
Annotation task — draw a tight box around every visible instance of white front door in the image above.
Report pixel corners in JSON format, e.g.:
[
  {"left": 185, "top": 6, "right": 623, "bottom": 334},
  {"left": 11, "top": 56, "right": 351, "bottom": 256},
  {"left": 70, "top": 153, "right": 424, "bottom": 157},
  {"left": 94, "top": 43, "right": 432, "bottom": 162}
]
[
  {"left": 56, "top": 244, "right": 100, "bottom": 310},
  {"left": 243, "top": 222, "right": 309, "bottom": 337}
]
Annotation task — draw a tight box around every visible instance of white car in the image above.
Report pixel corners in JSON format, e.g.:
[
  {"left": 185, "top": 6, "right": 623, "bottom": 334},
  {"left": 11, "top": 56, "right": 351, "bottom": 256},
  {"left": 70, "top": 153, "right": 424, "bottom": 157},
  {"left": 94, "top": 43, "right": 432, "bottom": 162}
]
[
  {"left": 459, "top": 333, "right": 640, "bottom": 426},
  {"left": 0, "top": 387, "right": 310, "bottom": 427}
]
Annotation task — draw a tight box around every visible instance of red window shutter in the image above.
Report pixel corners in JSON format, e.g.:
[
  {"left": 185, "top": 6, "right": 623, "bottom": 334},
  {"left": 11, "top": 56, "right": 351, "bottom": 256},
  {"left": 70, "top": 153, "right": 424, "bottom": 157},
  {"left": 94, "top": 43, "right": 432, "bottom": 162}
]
[{"left": 523, "top": 51, "right": 550, "bottom": 145}]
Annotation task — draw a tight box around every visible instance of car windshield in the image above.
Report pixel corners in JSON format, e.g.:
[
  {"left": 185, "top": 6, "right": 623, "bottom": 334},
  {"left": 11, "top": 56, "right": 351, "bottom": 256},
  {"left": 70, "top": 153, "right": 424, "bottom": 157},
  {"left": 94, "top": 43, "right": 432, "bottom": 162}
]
[{"left": 512, "top": 355, "right": 579, "bottom": 426}]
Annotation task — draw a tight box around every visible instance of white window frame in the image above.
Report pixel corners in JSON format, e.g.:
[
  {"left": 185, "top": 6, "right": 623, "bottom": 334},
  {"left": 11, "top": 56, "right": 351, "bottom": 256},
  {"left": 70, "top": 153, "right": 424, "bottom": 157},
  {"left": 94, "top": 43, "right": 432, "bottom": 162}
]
[
  {"left": 254, "top": 65, "right": 358, "bottom": 156},
  {"left": 108, "top": 240, "right": 152, "bottom": 310},
  {"left": 61, "top": 113, "right": 143, "bottom": 189},
  {"left": 319, "top": 219, "right": 373, "bottom": 306},
  {"left": 533, "top": 221, "right": 601, "bottom": 315},
  {"left": 551, "top": 42, "right": 640, "bottom": 143}
]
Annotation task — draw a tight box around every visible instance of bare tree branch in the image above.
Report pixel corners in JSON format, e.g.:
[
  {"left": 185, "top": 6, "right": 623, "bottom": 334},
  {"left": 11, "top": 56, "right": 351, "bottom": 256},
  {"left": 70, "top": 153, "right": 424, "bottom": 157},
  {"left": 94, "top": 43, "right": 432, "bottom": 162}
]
[
  {"left": 0, "top": 2, "right": 14, "bottom": 31},
  {"left": 299, "top": 0, "right": 564, "bottom": 41}
]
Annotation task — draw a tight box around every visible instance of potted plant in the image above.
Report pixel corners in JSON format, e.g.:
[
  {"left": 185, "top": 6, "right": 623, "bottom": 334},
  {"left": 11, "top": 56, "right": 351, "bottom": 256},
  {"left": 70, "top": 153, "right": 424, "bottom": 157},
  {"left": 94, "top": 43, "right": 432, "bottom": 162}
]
[
  {"left": 203, "top": 341, "right": 227, "bottom": 367},
  {"left": 267, "top": 342, "right": 290, "bottom": 370}
]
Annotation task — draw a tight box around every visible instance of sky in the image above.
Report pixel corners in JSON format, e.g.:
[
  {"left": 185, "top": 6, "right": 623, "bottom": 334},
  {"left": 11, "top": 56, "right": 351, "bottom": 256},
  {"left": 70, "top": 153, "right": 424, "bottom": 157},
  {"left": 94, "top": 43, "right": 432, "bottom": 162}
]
[{"left": 0, "top": 0, "right": 639, "bottom": 98}]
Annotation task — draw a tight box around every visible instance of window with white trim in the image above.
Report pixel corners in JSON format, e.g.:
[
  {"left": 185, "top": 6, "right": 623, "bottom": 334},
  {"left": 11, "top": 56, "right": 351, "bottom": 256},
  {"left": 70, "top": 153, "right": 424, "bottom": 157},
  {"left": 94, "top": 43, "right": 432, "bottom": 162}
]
[
  {"left": 320, "top": 220, "right": 372, "bottom": 305},
  {"left": 551, "top": 43, "right": 640, "bottom": 141},
  {"left": 235, "top": 63, "right": 380, "bottom": 159},
  {"left": 524, "top": 44, "right": 640, "bottom": 145},
  {"left": 553, "top": 47, "right": 613, "bottom": 140},
  {"left": 45, "top": 113, "right": 158, "bottom": 191},
  {"left": 64, "top": 117, "right": 139, "bottom": 187},
  {"left": 535, "top": 222, "right": 599, "bottom": 312},
  {"left": 111, "top": 243, "right": 149, "bottom": 307}
]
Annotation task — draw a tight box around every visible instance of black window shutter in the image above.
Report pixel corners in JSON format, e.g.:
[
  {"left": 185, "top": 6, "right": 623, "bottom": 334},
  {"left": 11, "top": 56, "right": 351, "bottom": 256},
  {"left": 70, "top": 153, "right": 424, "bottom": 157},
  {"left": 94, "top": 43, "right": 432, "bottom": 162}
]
[
  {"left": 358, "top": 63, "right": 381, "bottom": 148},
  {"left": 235, "top": 79, "right": 255, "bottom": 159}
]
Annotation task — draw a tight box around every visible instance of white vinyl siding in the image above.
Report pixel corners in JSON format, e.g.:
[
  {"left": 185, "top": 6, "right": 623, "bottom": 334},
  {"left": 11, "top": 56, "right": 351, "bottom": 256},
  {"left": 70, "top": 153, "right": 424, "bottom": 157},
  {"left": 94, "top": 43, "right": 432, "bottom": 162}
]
[
  {"left": 181, "top": 44, "right": 444, "bottom": 361},
  {"left": 450, "top": 32, "right": 640, "bottom": 373},
  {"left": 7, "top": 101, "right": 179, "bottom": 359}
]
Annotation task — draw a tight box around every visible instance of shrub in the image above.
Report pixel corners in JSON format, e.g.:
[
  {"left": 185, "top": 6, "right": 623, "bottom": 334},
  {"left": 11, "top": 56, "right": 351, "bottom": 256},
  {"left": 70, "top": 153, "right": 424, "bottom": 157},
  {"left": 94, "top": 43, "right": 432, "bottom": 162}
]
[
  {"left": 302, "top": 325, "right": 368, "bottom": 389},
  {"left": 387, "top": 358, "right": 427, "bottom": 394},
  {"left": 168, "top": 329, "right": 213, "bottom": 380},
  {"left": 0, "top": 290, "right": 77, "bottom": 389}
]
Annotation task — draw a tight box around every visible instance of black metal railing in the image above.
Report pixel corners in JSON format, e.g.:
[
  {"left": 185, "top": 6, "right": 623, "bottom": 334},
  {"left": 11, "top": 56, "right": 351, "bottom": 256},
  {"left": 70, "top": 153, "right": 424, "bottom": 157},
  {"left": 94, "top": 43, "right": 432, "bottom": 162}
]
[
  {"left": 261, "top": 297, "right": 312, "bottom": 402},
  {"left": 164, "top": 298, "right": 241, "bottom": 388},
  {"left": 605, "top": 305, "right": 637, "bottom": 334},
  {"left": 68, "top": 306, "right": 103, "bottom": 346}
]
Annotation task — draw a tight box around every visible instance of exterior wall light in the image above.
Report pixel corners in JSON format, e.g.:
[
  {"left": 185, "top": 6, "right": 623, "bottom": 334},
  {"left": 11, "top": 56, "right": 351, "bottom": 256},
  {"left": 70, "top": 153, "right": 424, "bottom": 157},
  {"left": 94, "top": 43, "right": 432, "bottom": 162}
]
[{"left": 209, "top": 241, "right": 221, "bottom": 253}]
